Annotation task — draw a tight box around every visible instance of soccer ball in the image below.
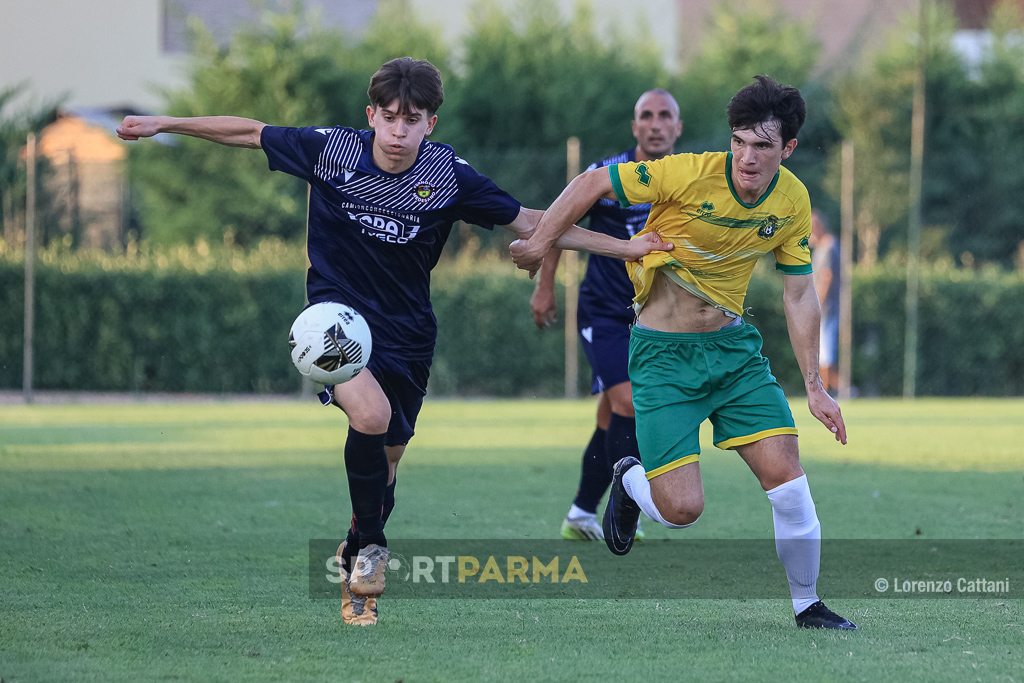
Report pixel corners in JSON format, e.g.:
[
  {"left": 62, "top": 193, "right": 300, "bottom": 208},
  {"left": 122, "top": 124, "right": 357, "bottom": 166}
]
[{"left": 288, "top": 303, "right": 372, "bottom": 385}]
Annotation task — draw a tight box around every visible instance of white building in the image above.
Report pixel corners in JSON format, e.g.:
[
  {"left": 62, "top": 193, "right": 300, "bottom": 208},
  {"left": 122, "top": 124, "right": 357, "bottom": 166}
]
[{"left": 0, "top": 0, "right": 677, "bottom": 112}]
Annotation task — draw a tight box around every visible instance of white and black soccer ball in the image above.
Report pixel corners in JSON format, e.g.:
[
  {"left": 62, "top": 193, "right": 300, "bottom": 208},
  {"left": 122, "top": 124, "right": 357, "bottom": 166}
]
[{"left": 288, "top": 303, "right": 372, "bottom": 385}]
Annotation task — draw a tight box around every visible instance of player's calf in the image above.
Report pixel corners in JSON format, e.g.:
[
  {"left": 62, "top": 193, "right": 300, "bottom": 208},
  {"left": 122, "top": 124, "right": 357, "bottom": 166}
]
[{"left": 343, "top": 427, "right": 389, "bottom": 546}]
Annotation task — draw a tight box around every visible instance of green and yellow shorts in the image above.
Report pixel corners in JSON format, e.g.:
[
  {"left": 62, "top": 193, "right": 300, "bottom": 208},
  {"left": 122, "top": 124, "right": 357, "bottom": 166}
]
[{"left": 628, "top": 322, "right": 798, "bottom": 479}]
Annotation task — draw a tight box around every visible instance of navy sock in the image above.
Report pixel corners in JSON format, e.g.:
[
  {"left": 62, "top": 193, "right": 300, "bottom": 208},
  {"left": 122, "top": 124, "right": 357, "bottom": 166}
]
[
  {"left": 382, "top": 477, "right": 397, "bottom": 527},
  {"left": 606, "top": 413, "right": 640, "bottom": 469},
  {"left": 573, "top": 427, "right": 609, "bottom": 514},
  {"left": 344, "top": 427, "right": 388, "bottom": 549}
]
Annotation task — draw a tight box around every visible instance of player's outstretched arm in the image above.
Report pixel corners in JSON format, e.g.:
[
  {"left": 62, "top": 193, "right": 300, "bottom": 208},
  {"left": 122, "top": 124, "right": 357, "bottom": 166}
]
[
  {"left": 512, "top": 168, "right": 617, "bottom": 274},
  {"left": 529, "top": 248, "right": 562, "bottom": 329},
  {"left": 552, "top": 230, "right": 671, "bottom": 262},
  {"left": 507, "top": 207, "right": 670, "bottom": 277},
  {"left": 783, "top": 273, "right": 848, "bottom": 444},
  {"left": 116, "top": 115, "right": 266, "bottom": 149}
]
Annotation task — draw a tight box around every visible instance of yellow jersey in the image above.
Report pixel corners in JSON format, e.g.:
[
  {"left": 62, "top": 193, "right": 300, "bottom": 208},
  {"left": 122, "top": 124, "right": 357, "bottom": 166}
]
[{"left": 609, "top": 151, "right": 812, "bottom": 316}]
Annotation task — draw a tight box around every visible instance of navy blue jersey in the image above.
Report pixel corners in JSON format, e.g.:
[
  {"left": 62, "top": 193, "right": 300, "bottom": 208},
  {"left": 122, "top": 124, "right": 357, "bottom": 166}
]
[
  {"left": 261, "top": 126, "right": 521, "bottom": 360},
  {"left": 578, "top": 148, "right": 651, "bottom": 323}
]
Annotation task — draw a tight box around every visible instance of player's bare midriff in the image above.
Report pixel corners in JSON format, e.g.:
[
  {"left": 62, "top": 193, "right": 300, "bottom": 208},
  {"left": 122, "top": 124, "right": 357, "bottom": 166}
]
[{"left": 636, "top": 270, "right": 734, "bottom": 333}]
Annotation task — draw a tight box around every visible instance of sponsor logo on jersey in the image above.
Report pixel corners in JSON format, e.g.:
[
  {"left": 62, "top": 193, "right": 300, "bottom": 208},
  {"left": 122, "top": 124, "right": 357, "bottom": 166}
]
[
  {"left": 798, "top": 236, "right": 810, "bottom": 250},
  {"left": 758, "top": 215, "right": 779, "bottom": 240},
  {"left": 414, "top": 183, "right": 434, "bottom": 200},
  {"left": 696, "top": 201, "right": 715, "bottom": 218},
  {"left": 348, "top": 212, "right": 422, "bottom": 244},
  {"left": 635, "top": 162, "right": 652, "bottom": 187}
]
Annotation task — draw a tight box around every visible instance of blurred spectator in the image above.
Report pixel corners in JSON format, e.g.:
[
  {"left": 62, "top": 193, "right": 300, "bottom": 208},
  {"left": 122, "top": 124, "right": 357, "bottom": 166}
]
[{"left": 810, "top": 210, "right": 839, "bottom": 395}]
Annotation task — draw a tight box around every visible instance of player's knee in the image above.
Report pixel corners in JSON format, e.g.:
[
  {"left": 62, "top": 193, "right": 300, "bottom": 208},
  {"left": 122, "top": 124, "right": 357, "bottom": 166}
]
[
  {"left": 606, "top": 382, "right": 635, "bottom": 417},
  {"left": 759, "top": 464, "right": 805, "bottom": 492},
  {"left": 341, "top": 396, "right": 391, "bottom": 435},
  {"left": 660, "top": 499, "right": 704, "bottom": 526},
  {"left": 609, "top": 403, "right": 635, "bottom": 419},
  {"left": 351, "top": 413, "right": 391, "bottom": 435}
]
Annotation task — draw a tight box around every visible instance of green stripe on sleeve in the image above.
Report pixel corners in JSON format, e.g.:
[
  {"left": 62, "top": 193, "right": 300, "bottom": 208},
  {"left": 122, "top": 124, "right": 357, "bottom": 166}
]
[
  {"left": 607, "top": 165, "right": 631, "bottom": 208},
  {"left": 775, "top": 262, "right": 813, "bottom": 275}
]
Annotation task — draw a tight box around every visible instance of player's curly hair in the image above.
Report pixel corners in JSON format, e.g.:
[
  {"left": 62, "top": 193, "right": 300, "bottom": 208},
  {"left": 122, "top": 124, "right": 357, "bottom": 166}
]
[
  {"left": 368, "top": 57, "right": 445, "bottom": 116},
  {"left": 726, "top": 75, "right": 806, "bottom": 144}
]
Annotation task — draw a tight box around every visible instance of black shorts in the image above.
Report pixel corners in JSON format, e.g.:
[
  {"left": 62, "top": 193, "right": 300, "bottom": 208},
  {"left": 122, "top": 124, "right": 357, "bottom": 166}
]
[
  {"left": 318, "top": 349, "right": 431, "bottom": 448},
  {"left": 578, "top": 313, "right": 632, "bottom": 395},
  {"left": 368, "top": 351, "right": 430, "bottom": 447}
]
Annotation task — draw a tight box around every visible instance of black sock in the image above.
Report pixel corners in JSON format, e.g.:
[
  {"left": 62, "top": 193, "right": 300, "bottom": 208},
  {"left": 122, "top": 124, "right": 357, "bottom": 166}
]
[
  {"left": 344, "top": 427, "right": 388, "bottom": 548},
  {"left": 382, "top": 477, "right": 397, "bottom": 527},
  {"left": 572, "top": 427, "right": 609, "bottom": 514},
  {"left": 606, "top": 413, "right": 640, "bottom": 469}
]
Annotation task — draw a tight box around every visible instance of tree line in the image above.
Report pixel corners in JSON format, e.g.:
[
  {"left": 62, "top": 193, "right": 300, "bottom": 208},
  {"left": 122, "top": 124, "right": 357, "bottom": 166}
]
[{"left": 3, "top": 0, "right": 1024, "bottom": 268}]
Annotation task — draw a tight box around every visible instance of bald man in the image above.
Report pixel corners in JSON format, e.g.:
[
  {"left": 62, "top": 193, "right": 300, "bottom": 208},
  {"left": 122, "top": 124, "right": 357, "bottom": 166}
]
[{"left": 530, "top": 89, "right": 684, "bottom": 540}]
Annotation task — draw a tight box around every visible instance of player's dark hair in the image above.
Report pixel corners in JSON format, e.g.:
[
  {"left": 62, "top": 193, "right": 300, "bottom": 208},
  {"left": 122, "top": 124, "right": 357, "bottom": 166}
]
[
  {"left": 727, "top": 75, "right": 806, "bottom": 144},
  {"left": 368, "top": 57, "right": 444, "bottom": 116}
]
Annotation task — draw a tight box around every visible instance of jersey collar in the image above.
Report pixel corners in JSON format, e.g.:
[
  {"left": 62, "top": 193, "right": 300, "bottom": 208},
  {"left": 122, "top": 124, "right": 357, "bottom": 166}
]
[{"left": 725, "top": 152, "right": 780, "bottom": 209}]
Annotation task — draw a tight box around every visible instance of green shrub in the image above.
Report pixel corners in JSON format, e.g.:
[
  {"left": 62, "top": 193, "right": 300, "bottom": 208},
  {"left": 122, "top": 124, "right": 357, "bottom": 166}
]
[
  {"left": 429, "top": 257, "right": 589, "bottom": 397},
  {"left": 2, "top": 244, "right": 1022, "bottom": 396},
  {"left": 850, "top": 264, "right": 1024, "bottom": 396},
  {"left": 0, "top": 241, "right": 306, "bottom": 393}
]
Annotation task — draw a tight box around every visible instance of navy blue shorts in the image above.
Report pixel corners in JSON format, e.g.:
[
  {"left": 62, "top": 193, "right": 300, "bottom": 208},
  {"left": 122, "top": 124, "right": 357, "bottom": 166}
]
[
  {"left": 319, "top": 349, "right": 431, "bottom": 448},
  {"left": 578, "top": 314, "right": 632, "bottom": 395}
]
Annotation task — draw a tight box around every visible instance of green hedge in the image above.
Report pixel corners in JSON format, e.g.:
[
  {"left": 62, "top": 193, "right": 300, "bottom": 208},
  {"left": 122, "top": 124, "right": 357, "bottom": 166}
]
[
  {"left": 850, "top": 266, "right": 1024, "bottom": 396},
  {"left": 743, "top": 263, "right": 1024, "bottom": 397},
  {"left": 0, "top": 264, "right": 305, "bottom": 393},
  {"left": 430, "top": 262, "right": 600, "bottom": 397},
  {"left": 2, "top": 250, "right": 1023, "bottom": 396}
]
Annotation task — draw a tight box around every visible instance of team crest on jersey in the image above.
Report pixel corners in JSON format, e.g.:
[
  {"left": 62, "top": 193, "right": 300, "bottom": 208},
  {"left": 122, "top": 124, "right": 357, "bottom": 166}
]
[
  {"left": 698, "top": 201, "right": 715, "bottom": 215},
  {"left": 758, "top": 215, "right": 779, "bottom": 240},
  {"left": 413, "top": 183, "right": 434, "bottom": 201}
]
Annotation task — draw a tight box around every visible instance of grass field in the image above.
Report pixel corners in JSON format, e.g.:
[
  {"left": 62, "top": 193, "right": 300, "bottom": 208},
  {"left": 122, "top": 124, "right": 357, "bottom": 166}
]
[{"left": 1, "top": 397, "right": 1022, "bottom": 682}]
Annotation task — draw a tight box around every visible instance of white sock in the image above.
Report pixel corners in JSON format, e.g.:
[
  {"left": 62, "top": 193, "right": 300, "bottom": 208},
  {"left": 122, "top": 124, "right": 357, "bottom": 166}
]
[
  {"left": 622, "top": 465, "right": 693, "bottom": 530},
  {"left": 567, "top": 504, "right": 594, "bottom": 520},
  {"left": 766, "top": 474, "right": 821, "bottom": 614}
]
